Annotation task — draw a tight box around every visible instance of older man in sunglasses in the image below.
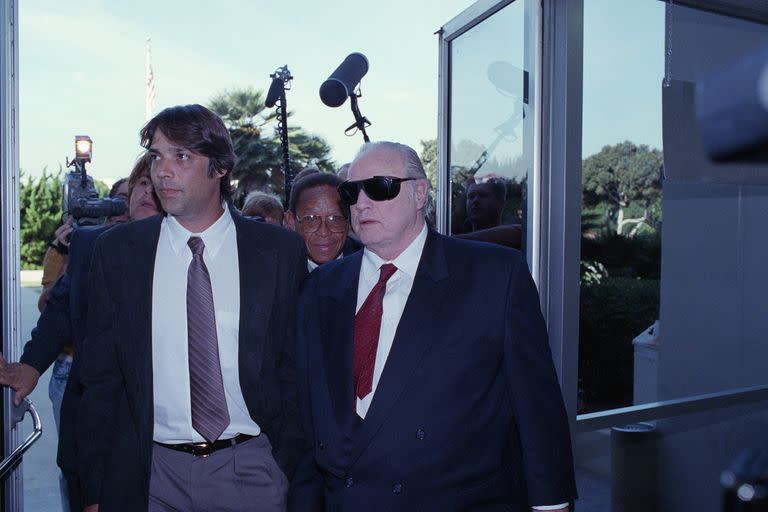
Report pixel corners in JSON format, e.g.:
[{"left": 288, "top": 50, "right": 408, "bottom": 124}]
[
  {"left": 285, "top": 172, "right": 362, "bottom": 271},
  {"left": 290, "top": 141, "right": 577, "bottom": 512}
]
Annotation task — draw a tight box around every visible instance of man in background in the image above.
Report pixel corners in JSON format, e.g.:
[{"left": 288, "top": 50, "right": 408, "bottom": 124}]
[
  {"left": 242, "top": 190, "right": 284, "bottom": 226},
  {"left": 285, "top": 172, "right": 360, "bottom": 271}
]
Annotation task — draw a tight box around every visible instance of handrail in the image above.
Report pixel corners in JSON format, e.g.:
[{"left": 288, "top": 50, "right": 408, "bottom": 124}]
[{"left": 577, "top": 384, "right": 768, "bottom": 432}]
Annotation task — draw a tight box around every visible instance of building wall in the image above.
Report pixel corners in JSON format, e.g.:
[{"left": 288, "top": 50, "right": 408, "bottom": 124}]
[{"left": 658, "top": 4, "right": 768, "bottom": 510}]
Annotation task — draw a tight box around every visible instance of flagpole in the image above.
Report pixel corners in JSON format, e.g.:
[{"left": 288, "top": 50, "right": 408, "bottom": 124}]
[{"left": 145, "top": 37, "right": 156, "bottom": 121}]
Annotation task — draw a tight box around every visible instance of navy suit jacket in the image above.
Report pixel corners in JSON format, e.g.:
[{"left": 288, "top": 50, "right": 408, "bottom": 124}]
[
  {"left": 290, "top": 230, "right": 577, "bottom": 511},
  {"left": 76, "top": 211, "right": 308, "bottom": 510},
  {"left": 21, "top": 225, "right": 107, "bottom": 473}
]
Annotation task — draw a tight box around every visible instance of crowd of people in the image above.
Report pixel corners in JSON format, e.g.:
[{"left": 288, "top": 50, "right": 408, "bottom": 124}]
[{"left": 0, "top": 104, "right": 576, "bottom": 512}]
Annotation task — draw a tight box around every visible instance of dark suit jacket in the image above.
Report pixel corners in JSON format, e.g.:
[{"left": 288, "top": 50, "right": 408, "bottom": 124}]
[
  {"left": 342, "top": 236, "right": 363, "bottom": 257},
  {"left": 77, "top": 211, "right": 308, "bottom": 510},
  {"left": 21, "top": 225, "right": 107, "bottom": 473},
  {"left": 290, "top": 230, "right": 577, "bottom": 511}
]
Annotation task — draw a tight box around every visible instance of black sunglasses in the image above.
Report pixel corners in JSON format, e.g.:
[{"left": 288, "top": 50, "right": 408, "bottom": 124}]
[{"left": 337, "top": 176, "right": 417, "bottom": 205}]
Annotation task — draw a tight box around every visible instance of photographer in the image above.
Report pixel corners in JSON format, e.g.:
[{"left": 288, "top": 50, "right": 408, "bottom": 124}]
[
  {"left": 0, "top": 153, "right": 160, "bottom": 512},
  {"left": 37, "top": 178, "right": 130, "bottom": 312}
]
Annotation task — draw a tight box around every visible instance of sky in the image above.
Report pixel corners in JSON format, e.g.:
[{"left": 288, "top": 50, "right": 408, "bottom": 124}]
[
  {"left": 18, "top": 0, "right": 665, "bottom": 184},
  {"left": 582, "top": 0, "right": 665, "bottom": 156}
]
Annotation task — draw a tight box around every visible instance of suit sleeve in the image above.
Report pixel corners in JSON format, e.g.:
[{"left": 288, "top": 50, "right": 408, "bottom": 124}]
[
  {"left": 76, "top": 238, "right": 122, "bottom": 506},
  {"left": 273, "top": 238, "right": 309, "bottom": 478},
  {"left": 503, "top": 257, "right": 577, "bottom": 506},
  {"left": 20, "top": 270, "right": 72, "bottom": 374},
  {"left": 287, "top": 270, "right": 325, "bottom": 511}
]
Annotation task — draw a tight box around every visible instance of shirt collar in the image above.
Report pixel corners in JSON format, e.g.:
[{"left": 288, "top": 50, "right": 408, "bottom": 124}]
[
  {"left": 164, "top": 202, "right": 233, "bottom": 259},
  {"left": 308, "top": 251, "right": 345, "bottom": 273},
  {"left": 361, "top": 224, "right": 428, "bottom": 281}
]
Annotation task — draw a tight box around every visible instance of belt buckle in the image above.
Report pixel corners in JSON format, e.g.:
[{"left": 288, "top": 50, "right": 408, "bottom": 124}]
[{"left": 192, "top": 442, "right": 213, "bottom": 458}]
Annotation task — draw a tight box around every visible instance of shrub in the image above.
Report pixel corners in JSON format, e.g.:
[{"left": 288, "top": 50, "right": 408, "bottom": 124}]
[
  {"left": 579, "top": 276, "right": 660, "bottom": 411},
  {"left": 20, "top": 169, "right": 64, "bottom": 270},
  {"left": 581, "top": 232, "right": 661, "bottom": 279}
]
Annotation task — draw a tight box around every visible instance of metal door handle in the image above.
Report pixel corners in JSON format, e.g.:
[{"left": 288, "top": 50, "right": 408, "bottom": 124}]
[{"left": 0, "top": 398, "right": 43, "bottom": 480}]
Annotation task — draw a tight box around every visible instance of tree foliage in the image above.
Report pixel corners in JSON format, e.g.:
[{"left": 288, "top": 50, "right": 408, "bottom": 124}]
[
  {"left": 19, "top": 168, "right": 125, "bottom": 269},
  {"left": 20, "top": 168, "right": 64, "bottom": 269},
  {"left": 208, "top": 87, "right": 335, "bottom": 206},
  {"left": 582, "top": 141, "right": 663, "bottom": 235}
]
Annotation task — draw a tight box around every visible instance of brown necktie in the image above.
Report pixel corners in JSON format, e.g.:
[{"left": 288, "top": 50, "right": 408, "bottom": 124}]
[
  {"left": 353, "top": 263, "right": 398, "bottom": 401},
  {"left": 187, "top": 236, "right": 230, "bottom": 442}
]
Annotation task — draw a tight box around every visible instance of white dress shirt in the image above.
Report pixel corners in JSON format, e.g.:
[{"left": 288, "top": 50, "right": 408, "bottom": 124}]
[
  {"left": 307, "top": 252, "right": 344, "bottom": 273},
  {"left": 152, "top": 203, "right": 261, "bottom": 443},
  {"left": 355, "top": 225, "right": 428, "bottom": 419},
  {"left": 354, "top": 224, "right": 567, "bottom": 511}
]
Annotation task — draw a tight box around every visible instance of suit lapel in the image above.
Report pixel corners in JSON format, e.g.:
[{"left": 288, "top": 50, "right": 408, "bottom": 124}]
[
  {"left": 233, "top": 213, "right": 276, "bottom": 378},
  {"left": 324, "top": 251, "right": 363, "bottom": 429},
  {"left": 122, "top": 216, "right": 162, "bottom": 453},
  {"left": 349, "top": 231, "right": 450, "bottom": 464}
]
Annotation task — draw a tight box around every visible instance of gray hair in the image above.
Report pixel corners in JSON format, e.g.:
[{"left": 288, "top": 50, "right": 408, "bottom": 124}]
[{"left": 351, "top": 140, "right": 429, "bottom": 185}]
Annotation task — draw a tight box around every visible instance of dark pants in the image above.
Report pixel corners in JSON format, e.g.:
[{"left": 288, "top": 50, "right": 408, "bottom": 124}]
[
  {"left": 64, "top": 469, "right": 84, "bottom": 512},
  {"left": 149, "top": 434, "right": 288, "bottom": 512}
]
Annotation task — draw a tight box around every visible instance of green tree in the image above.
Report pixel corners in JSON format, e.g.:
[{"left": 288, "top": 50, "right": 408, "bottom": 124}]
[
  {"left": 93, "top": 179, "right": 111, "bottom": 198},
  {"left": 208, "top": 87, "right": 335, "bottom": 206},
  {"left": 20, "top": 168, "right": 64, "bottom": 269},
  {"left": 582, "top": 141, "right": 662, "bottom": 236},
  {"left": 419, "top": 139, "right": 438, "bottom": 191}
]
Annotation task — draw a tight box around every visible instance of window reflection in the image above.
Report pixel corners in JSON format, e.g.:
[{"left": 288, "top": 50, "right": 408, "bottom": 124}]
[{"left": 448, "top": 0, "right": 530, "bottom": 252}]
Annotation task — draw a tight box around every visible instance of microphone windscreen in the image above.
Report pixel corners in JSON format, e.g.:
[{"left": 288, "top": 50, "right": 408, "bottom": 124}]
[
  {"left": 320, "top": 53, "right": 369, "bottom": 108},
  {"left": 265, "top": 76, "right": 283, "bottom": 108},
  {"left": 487, "top": 61, "right": 524, "bottom": 98}
]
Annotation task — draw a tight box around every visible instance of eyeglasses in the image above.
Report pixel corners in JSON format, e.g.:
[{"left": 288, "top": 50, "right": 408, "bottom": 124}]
[
  {"left": 337, "top": 176, "right": 417, "bottom": 205},
  {"left": 296, "top": 214, "right": 348, "bottom": 233}
]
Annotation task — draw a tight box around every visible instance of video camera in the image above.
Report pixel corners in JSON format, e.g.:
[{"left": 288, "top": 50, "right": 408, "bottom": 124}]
[{"left": 63, "top": 135, "right": 126, "bottom": 226}]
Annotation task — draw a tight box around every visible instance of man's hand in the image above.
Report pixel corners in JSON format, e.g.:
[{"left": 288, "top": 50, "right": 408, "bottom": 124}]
[
  {"left": 54, "top": 217, "right": 74, "bottom": 248},
  {"left": 83, "top": 504, "right": 99, "bottom": 512},
  {"left": 0, "top": 353, "right": 41, "bottom": 406}
]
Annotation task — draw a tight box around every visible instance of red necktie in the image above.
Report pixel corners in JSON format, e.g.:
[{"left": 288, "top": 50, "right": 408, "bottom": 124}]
[{"left": 354, "top": 263, "right": 398, "bottom": 401}]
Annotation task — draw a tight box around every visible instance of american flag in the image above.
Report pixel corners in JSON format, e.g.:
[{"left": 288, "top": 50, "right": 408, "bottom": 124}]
[{"left": 145, "top": 37, "right": 156, "bottom": 121}]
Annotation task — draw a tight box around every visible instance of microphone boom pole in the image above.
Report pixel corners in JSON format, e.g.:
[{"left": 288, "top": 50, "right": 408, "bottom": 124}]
[{"left": 264, "top": 65, "right": 294, "bottom": 207}]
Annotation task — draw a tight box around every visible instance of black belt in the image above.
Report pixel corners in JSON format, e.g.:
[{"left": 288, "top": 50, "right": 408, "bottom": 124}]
[{"left": 155, "top": 433, "right": 255, "bottom": 457}]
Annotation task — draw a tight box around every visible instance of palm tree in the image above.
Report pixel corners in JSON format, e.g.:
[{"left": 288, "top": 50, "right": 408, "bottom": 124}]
[{"left": 208, "top": 87, "right": 336, "bottom": 206}]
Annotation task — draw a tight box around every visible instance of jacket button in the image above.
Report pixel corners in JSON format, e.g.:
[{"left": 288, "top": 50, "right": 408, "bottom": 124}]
[
  {"left": 392, "top": 483, "right": 403, "bottom": 494},
  {"left": 318, "top": 441, "right": 325, "bottom": 450},
  {"left": 415, "top": 428, "right": 426, "bottom": 440},
  {"left": 345, "top": 477, "right": 354, "bottom": 488}
]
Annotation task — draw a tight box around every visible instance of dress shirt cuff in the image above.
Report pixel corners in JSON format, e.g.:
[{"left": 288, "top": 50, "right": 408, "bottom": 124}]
[{"left": 532, "top": 504, "right": 569, "bottom": 510}]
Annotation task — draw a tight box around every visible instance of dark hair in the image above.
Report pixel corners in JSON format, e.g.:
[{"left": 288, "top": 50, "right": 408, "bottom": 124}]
[
  {"left": 139, "top": 104, "right": 237, "bottom": 201},
  {"left": 109, "top": 178, "right": 128, "bottom": 198},
  {"left": 469, "top": 178, "right": 507, "bottom": 203},
  {"left": 487, "top": 178, "right": 508, "bottom": 203},
  {"left": 289, "top": 172, "right": 347, "bottom": 218},
  {"left": 293, "top": 166, "right": 321, "bottom": 184},
  {"left": 127, "top": 152, "right": 150, "bottom": 197}
]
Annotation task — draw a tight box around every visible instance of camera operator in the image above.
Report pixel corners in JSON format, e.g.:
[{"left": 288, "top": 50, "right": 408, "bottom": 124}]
[
  {"left": 0, "top": 153, "right": 160, "bottom": 512},
  {"left": 37, "top": 178, "right": 130, "bottom": 312}
]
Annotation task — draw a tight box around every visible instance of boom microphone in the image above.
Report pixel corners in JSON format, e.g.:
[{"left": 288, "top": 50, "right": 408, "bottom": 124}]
[
  {"left": 265, "top": 76, "right": 283, "bottom": 108},
  {"left": 319, "top": 53, "right": 369, "bottom": 107},
  {"left": 696, "top": 44, "right": 768, "bottom": 162}
]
